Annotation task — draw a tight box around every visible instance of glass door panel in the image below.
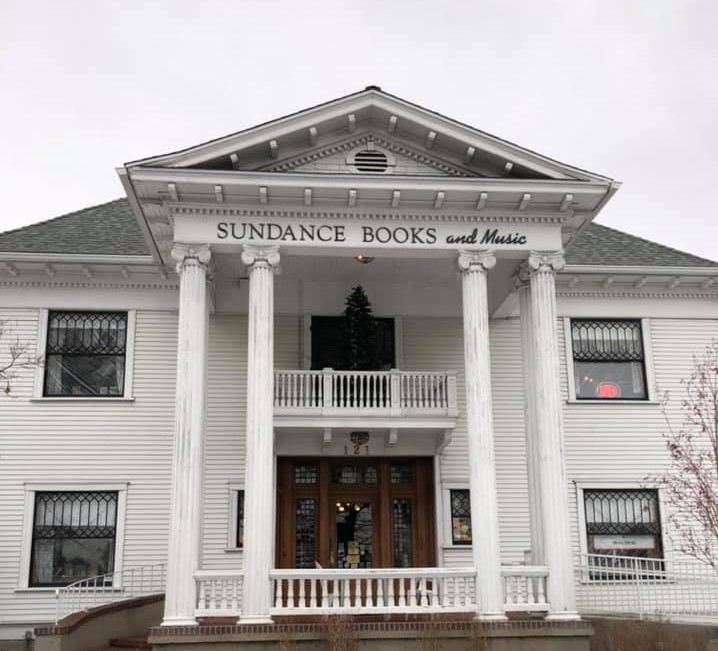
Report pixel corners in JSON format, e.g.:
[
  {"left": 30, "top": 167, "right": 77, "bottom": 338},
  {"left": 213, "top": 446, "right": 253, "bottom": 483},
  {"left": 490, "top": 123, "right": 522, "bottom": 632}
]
[
  {"left": 335, "top": 501, "right": 373, "bottom": 568},
  {"left": 392, "top": 498, "right": 413, "bottom": 568},
  {"left": 295, "top": 498, "right": 317, "bottom": 568}
]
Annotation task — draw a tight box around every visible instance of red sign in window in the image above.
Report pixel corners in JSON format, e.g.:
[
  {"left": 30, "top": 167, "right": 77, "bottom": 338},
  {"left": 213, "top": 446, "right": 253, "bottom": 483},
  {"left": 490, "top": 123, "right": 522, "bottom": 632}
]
[{"left": 596, "top": 382, "right": 621, "bottom": 399}]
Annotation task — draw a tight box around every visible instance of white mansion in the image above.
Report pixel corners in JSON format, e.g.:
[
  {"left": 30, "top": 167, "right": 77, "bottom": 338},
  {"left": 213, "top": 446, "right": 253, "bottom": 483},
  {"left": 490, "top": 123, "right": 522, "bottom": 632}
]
[{"left": 1, "top": 88, "right": 717, "bottom": 646}]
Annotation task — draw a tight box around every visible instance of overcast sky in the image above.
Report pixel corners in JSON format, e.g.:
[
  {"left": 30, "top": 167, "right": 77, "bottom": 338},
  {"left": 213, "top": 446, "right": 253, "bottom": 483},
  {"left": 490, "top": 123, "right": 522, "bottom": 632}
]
[{"left": 1, "top": 0, "right": 717, "bottom": 261}]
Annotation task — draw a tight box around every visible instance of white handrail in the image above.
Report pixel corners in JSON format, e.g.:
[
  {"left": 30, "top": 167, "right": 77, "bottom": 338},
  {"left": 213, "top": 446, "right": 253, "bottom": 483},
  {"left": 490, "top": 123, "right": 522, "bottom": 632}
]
[
  {"left": 273, "top": 369, "right": 457, "bottom": 415},
  {"left": 576, "top": 553, "right": 718, "bottom": 622},
  {"left": 55, "top": 562, "right": 166, "bottom": 623},
  {"left": 501, "top": 565, "right": 549, "bottom": 611},
  {"left": 270, "top": 567, "right": 477, "bottom": 614},
  {"left": 195, "top": 570, "right": 244, "bottom": 617}
]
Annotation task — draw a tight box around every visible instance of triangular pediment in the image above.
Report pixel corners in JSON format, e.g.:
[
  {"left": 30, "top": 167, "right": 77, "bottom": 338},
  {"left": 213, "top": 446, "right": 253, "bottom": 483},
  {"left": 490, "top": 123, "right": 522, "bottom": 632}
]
[
  {"left": 258, "top": 133, "right": 476, "bottom": 177},
  {"left": 126, "top": 87, "right": 611, "bottom": 183}
]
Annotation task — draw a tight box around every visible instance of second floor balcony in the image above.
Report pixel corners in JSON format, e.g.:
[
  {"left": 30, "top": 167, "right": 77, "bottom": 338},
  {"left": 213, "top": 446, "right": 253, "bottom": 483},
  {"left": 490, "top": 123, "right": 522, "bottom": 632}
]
[{"left": 274, "top": 369, "right": 458, "bottom": 418}]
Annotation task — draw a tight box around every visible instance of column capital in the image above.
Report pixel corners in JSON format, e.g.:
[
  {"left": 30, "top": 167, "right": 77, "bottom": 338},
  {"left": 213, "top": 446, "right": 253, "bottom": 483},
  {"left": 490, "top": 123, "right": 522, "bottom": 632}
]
[
  {"left": 171, "top": 244, "right": 211, "bottom": 273},
  {"left": 241, "top": 245, "right": 281, "bottom": 271},
  {"left": 457, "top": 250, "right": 496, "bottom": 274},
  {"left": 515, "top": 261, "right": 532, "bottom": 288},
  {"left": 528, "top": 251, "right": 565, "bottom": 274}
]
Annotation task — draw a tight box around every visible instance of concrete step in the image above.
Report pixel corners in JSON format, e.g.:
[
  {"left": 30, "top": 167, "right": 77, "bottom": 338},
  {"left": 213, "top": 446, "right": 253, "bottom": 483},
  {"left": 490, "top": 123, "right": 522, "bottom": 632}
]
[{"left": 109, "top": 637, "right": 151, "bottom": 650}]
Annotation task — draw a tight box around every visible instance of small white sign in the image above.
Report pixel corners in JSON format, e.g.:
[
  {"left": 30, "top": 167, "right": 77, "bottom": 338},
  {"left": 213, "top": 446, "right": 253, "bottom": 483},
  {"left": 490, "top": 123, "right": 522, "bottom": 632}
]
[{"left": 592, "top": 535, "right": 655, "bottom": 552}]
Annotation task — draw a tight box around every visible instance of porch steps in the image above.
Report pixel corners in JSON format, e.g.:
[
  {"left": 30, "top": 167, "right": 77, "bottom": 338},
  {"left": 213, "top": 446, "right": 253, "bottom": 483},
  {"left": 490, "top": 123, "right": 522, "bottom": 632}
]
[{"left": 96, "top": 635, "right": 151, "bottom": 651}]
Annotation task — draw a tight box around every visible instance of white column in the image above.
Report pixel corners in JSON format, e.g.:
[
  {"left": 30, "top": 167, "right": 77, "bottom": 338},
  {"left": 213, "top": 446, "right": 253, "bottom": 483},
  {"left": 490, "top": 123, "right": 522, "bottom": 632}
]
[
  {"left": 528, "top": 251, "right": 578, "bottom": 620},
  {"left": 517, "top": 274, "right": 544, "bottom": 565},
  {"left": 162, "top": 244, "right": 211, "bottom": 626},
  {"left": 458, "top": 250, "right": 506, "bottom": 620},
  {"left": 240, "top": 245, "right": 280, "bottom": 624}
]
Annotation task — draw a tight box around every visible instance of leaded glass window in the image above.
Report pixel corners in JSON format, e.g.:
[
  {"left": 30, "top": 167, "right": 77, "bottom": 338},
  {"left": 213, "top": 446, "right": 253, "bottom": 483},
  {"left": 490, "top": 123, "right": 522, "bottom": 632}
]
[
  {"left": 450, "top": 489, "right": 472, "bottom": 545},
  {"left": 44, "top": 312, "right": 128, "bottom": 397},
  {"left": 390, "top": 464, "right": 414, "bottom": 484},
  {"left": 30, "top": 491, "right": 118, "bottom": 587},
  {"left": 293, "top": 464, "right": 318, "bottom": 484},
  {"left": 331, "top": 465, "right": 378, "bottom": 484},
  {"left": 584, "top": 488, "right": 663, "bottom": 559},
  {"left": 571, "top": 319, "right": 647, "bottom": 400}
]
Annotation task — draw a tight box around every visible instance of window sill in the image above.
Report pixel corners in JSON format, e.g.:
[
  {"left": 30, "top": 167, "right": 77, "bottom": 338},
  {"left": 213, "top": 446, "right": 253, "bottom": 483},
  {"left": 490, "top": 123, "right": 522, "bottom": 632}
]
[
  {"left": 566, "top": 399, "right": 660, "bottom": 405},
  {"left": 224, "top": 548, "right": 244, "bottom": 553},
  {"left": 30, "top": 396, "right": 135, "bottom": 402},
  {"left": 442, "top": 544, "right": 473, "bottom": 550}
]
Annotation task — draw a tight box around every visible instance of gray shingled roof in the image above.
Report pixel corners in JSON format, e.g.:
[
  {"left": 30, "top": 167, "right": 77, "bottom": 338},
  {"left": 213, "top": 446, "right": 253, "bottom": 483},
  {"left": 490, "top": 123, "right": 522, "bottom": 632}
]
[
  {"left": 0, "top": 198, "right": 149, "bottom": 255},
  {"left": 565, "top": 222, "right": 718, "bottom": 267},
  {"left": 0, "top": 198, "right": 715, "bottom": 268}
]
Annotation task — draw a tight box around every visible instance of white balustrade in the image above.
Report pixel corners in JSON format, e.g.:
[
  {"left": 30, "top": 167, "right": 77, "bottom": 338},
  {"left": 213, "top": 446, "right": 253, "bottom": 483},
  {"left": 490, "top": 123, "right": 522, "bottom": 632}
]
[
  {"left": 501, "top": 566, "right": 549, "bottom": 612},
  {"left": 576, "top": 553, "right": 718, "bottom": 623},
  {"left": 55, "top": 563, "right": 166, "bottom": 623},
  {"left": 194, "top": 570, "right": 244, "bottom": 617},
  {"left": 274, "top": 369, "right": 457, "bottom": 416},
  {"left": 270, "top": 568, "right": 476, "bottom": 615}
]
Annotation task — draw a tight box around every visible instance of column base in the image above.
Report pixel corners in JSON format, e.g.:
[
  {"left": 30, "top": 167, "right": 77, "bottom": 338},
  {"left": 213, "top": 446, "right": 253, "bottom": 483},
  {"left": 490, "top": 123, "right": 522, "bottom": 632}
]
[
  {"left": 476, "top": 611, "right": 508, "bottom": 622},
  {"left": 546, "top": 611, "right": 581, "bottom": 621},
  {"left": 161, "top": 617, "right": 198, "bottom": 627},
  {"left": 238, "top": 615, "right": 274, "bottom": 625}
]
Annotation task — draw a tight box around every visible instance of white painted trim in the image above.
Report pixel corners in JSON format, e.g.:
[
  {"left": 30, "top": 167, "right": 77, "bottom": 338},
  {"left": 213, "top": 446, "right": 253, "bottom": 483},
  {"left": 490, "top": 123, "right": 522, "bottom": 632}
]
[
  {"left": 394, "top": 316, "right": 404, "bottom": 369},
  {"left": 433, "top": 456, "right": 444, "bottom": 565},
  {"left": 134, "top": 167, "right": 611, "bottom": 196},
  {"left": 562, "top": 317, "right": 576, "bottom": 402},
  {"left": 574, "top": 481, "right": 669, "bottom": 568},
  {"left": 562, "top": 316, "right": 655, "bottom": 404},
  {"left": 301, "top": 315, "right": 311, "bottom": 370},
  {"left": 440, "top": 483, "right": 473, "bottom": 549},
  {"left": 563, "top": 265, "right": 718, "bottom": 277},
  {"left": 226, "top": 484, "right": 244, "bottom": 550},
  {"left": 642, "top": 317, "right": 657, "bottom": 402},
  {"left": 18, "top": 484, "right": 128, "bottom": 589},
  {"left": 124, "top": 310, "right": 137, "bottom": 398},
  {"left": 0, "top": 252, "right": 155, "bottom": 264},
  {"left": 33, "top": 309, "right": 49, "bottom": 399}
]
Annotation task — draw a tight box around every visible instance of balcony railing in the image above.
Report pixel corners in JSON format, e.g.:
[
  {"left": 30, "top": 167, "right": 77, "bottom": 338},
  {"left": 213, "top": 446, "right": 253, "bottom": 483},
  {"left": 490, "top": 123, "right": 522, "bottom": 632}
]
[{"left": 274, "top": 369, "right": 458, "bottom": 417}]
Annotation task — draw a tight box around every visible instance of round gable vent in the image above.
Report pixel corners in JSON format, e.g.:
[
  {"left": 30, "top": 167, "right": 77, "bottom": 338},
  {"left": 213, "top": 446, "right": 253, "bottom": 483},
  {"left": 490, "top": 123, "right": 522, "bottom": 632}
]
[{"left": 353, "top": 149, "right": 389, "bottom": 173}]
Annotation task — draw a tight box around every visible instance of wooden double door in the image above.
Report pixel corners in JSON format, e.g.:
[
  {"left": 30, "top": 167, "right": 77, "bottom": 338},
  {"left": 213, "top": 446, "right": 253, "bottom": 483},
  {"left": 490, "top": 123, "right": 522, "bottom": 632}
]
[{"left": 276, "top": 457, "right": 435, "bottom": 569}]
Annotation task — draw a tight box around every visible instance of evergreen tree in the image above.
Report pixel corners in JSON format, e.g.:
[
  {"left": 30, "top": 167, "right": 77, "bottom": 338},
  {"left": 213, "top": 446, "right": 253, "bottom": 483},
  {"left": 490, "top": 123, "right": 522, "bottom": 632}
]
[{"left": 341, "top": 285, "right": 380, "bottom": 370}]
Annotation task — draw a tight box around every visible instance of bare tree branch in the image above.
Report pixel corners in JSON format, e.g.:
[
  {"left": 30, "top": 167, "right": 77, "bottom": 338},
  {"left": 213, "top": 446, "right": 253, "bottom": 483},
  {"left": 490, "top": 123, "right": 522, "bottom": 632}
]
[
  {"left": 0, "top": 319, "right": 43, "bottom": 395},
  {"left": 658, "top": 339, "right": 718, "bottom": 572}
]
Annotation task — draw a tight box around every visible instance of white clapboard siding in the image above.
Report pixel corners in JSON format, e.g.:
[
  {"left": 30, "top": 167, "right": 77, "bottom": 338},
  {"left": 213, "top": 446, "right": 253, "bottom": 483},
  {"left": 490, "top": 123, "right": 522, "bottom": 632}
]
[
  {"left": 0, "top": 309, "right": 178, "bottom": 626},
  {"left": 563, "top": 317, "right": 718, "bottom": 563},
  {"left": 402, "top": 317, "right": 530, "bottom": 564},
  {"left": 201, "top": 316, "right": 300, "bottom": 570}
]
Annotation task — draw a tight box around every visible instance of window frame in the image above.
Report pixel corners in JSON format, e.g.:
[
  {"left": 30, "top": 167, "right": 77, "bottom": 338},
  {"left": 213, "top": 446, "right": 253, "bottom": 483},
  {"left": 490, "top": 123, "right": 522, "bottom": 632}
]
[
  {"left": 18, "top": 483, "right": 128, "bottom": 591},
  {"left": 226, "top": 484, "right": 245, "bottom": 551},
  {"left": 563, "top": 317, "right": 656, "bottom": 403},
  {"left": 441, "top": 484, "right": 472, "bottom": 548},
  {"left": 575, "top": 481, "right": 669, "bottom": 582},
  {"left": 33, "top": 309, "right": 136, "bottom": 400}
]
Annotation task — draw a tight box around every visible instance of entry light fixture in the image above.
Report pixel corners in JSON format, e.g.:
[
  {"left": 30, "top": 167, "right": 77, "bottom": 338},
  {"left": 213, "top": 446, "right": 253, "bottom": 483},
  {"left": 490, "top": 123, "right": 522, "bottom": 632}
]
[{"left": 354, "top": 255, "right": 374, "bottom": 264}]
